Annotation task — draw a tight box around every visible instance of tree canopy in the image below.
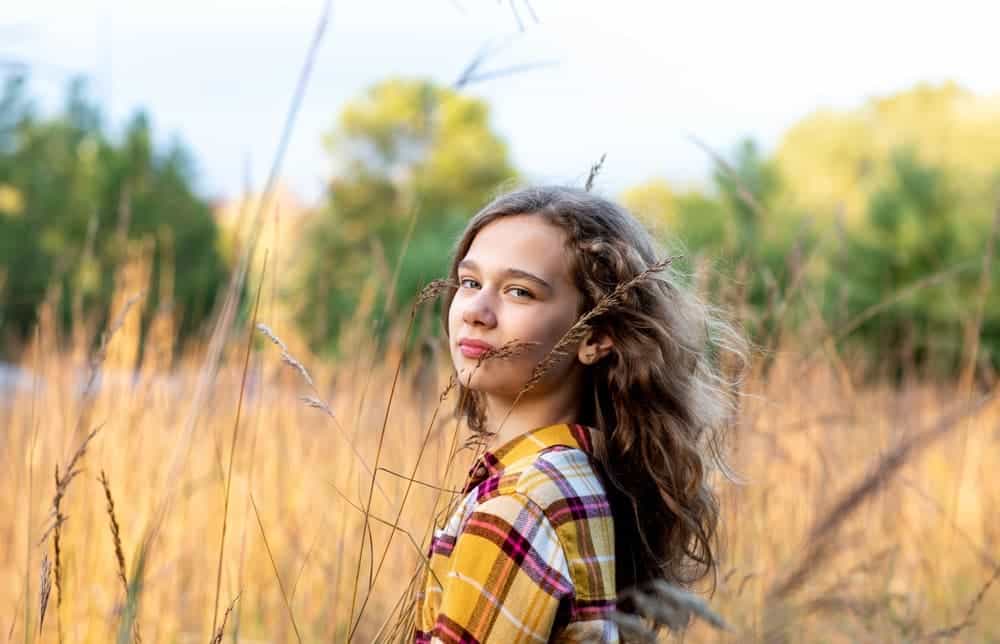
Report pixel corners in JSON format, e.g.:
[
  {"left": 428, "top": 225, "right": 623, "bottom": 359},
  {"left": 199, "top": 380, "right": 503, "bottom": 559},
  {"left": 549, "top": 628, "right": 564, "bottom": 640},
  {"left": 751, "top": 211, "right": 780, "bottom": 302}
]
[
  {"left": 297, "top": 78, "right": 516, "bottom": 353},
  {"left": 0, "top": 74, "right": 227, "bottom": 358},
  {"left": 775, "top": 82, "right": 1000, "bottom": 225},
  {"left": 623, "top": 85, "right": 1000, "bottom": 379},
  {"left": 4, "top": 73, "right": 998, "bottom": 380}
]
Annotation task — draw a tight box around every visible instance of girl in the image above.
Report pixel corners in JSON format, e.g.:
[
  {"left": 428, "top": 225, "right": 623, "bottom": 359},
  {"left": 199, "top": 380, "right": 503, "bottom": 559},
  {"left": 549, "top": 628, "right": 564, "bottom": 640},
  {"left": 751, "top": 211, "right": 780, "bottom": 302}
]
[{"left": 414, "top": 185, "right": 747, "bottom": 643}]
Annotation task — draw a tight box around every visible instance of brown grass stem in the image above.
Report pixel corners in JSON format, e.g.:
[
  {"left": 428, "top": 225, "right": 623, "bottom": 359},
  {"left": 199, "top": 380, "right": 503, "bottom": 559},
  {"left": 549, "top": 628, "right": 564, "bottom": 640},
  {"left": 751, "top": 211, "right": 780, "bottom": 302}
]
[
  {"left": 24, "top": 325, "right": 41, "bottom": 644},
  {"left": 249, "top": 493, "right": 303, "bottom": 643},
  {"left": 375, "top": 467, "right": 463, "bottom": 494},
  {"left": 256, "top": 322, "right": 393, "bottom": 506},
  {"left": 349, "top": 375, "right": 457, "bottom": 636},
  {"left": 347, "top": 300, "right": 421, "bottom": 642},
  {"left": 98, "top": 470, "right": 140, "bottom": 643},
  {"left": 328, "top": 483, "right": 438, "bottom": 584},
  {"left": 210, "top": 252, "right": 266, "bottom": 639},
  {"left": 417, "top": 363, "right": 486, "bottom": 553},
  {"left": 144, "top": 0, "right": 332, "bottom": 560},
  {"left": 37, "top": 555, "right": 51, "bottom": 636},
  {"left": 74, "top": 292, "right": 144, "bottom": 439},
  {"left": 585, "top": 153, "right": 606, "bottom": 192},
  {"left": 231, "top": 352, "right": 265, "bottom": 643},
  {"left": 210, "top": 593, "right": 241, "bottom": 644},
  {"left": 689, "top": 135, "right": 767, "bottom": 221},
  {"left": 40, "top": 424, "right": 101, "bottom": 644}
]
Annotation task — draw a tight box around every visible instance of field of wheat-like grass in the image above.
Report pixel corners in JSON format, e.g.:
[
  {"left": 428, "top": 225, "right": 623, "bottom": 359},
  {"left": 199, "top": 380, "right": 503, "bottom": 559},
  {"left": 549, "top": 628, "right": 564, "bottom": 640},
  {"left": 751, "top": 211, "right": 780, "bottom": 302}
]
[{"left": 3, "top": 272, "right": 998, "bottom": 643}]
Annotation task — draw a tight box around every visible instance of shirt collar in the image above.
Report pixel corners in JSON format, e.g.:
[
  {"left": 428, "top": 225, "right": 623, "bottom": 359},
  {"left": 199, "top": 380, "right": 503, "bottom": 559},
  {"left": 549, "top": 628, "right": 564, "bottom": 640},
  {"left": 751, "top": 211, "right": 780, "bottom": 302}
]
[{"left": 464, "top": 423, "right": 602, "bottom": 492}]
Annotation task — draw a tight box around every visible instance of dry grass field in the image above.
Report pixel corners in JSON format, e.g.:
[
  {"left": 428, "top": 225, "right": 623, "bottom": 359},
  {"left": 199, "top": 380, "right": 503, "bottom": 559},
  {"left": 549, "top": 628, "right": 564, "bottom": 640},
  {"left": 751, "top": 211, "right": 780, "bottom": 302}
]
[{"left": 3, "top": 249, "right": 999, "bottom": 643}]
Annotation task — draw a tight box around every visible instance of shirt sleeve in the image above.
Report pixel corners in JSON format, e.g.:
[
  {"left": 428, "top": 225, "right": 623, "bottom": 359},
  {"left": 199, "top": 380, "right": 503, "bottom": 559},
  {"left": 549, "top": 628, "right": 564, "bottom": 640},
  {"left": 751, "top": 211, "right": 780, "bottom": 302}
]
[{"left": 429, "top": 492, "right": 574, "bottom": 643}]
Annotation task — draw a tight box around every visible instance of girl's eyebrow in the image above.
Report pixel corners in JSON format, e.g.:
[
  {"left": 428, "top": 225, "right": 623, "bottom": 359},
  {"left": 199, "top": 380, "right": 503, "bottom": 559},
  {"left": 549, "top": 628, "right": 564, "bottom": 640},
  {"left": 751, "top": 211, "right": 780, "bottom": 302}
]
[{"left": 457, "top": 258, "right": 553, "bottom": 294}]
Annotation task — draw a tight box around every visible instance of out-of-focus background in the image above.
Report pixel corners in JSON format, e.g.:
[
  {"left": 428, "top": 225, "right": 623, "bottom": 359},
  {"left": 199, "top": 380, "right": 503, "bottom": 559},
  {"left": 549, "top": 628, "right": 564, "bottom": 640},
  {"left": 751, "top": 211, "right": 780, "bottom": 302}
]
[{"left": 2, "top": 1, "right": 999, "bottom": 642}]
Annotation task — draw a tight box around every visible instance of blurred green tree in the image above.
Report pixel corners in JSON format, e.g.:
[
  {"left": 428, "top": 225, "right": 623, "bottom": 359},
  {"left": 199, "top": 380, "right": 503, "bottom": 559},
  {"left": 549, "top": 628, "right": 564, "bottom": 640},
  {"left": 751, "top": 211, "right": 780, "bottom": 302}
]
[
  {"left": 825, "top": 148, "right": 998, "bottom": 378},
  {"left": 776, "top": 82, "right": 1000, "bottom": 227},
  {"left": 0, "top": 74, "right": 227, "bottom": 359},
  {"left": 298, "top": 78, "right": 516, "bottom": 353},
  {"left": 624, "top": 140, "right": 815, "bottom": 349}
]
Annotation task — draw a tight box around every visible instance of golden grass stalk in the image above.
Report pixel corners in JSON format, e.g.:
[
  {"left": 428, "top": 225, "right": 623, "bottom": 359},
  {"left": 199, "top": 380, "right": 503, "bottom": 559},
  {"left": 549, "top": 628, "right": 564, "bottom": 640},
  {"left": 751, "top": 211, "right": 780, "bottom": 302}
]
[
  {"left": 99, "top": 470, "right": 141, "bottom": 643},
  {"left": 231, "top": 355, "right": 265, "bottom": 644},
  {"left": 39, "top": 425, "right": 101, "bottom": 644},
  {"left": 249, "top": 493, "right": 302, "bottom": 643},
  {"left": 75, "top": 292, "right": 144, "bottom": 437},
  {"left": 210, "top": 252, "right": 266, "bottom": 638},
  {"left": 347, "top": 374, "right": 458, "bottom": 636},
  {"left": 256, "top": 322, "right": 392, "bottom": 505},
  {"left": 370, "top": 336, "right": 555, "bottom": 641},
  {"left": 210, "top": 593, "right": 241, "bottom": 644},
  {"left": 347, "top": 289, "right": 426, "bottom": 641},
  {"left": 526, "top": 255, "right": 674, "bottom": 395},
  {"left": 37, "top": 554, "right": 51, "bottom": 636},
  {"left": 328, "top": 483, "right": 437, "bottom": 571},
  {"left": 330, "top": 479, "right": 445, "bottom": 641},
  {"left": 370, "top": 568, "right": 423, "bottom": 644},
  {"left": 98, "top": 471, "right": 128, "bottom": 598},
  {"left": 115, "top": 545, "right": 148, "bottom": 644},
  {"left": 33, "top": 279, "right": 137, "bottom": 644},
  {"left": 24, "top": 325, "right": 42, "bottom": 644},
  {"left": 143, "top": 0, "right": 332, "bottom": 557}
]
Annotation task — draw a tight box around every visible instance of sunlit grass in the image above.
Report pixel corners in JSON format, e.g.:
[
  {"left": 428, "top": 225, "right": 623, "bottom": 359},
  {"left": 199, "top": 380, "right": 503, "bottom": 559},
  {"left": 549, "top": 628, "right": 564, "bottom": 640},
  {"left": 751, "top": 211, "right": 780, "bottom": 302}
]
[{"left": 2, "top": 247, "right": 998, "bottom": 643}]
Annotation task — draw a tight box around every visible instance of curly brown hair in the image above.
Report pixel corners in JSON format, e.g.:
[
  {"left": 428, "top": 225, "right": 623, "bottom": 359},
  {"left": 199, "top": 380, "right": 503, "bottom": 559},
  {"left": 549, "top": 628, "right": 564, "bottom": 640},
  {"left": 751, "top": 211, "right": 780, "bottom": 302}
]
[{"left": 439, "top": 184, "right": 750, "bottom": 597}]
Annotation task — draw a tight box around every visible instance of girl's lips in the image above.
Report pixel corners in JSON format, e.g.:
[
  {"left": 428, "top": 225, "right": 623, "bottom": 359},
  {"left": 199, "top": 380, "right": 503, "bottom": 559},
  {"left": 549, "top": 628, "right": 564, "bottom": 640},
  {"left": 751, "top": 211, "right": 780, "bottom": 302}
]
[
  {"left": 458, "top": 339, "right": 494, "bottom": 359},
  {"left": 459, "top": 344, "right": 488, "bottom": 359}
]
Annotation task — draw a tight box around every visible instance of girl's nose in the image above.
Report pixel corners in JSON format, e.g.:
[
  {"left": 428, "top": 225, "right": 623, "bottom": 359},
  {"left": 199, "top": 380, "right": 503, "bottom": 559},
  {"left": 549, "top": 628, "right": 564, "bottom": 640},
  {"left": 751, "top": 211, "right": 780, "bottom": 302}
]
[{"left": 462, "top": 292, "right": 497, "bottom": 328}]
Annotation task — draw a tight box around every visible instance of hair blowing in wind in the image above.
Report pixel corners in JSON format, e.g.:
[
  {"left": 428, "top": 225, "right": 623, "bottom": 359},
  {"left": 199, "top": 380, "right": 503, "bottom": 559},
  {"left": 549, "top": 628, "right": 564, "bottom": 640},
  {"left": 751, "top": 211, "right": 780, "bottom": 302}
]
[{"left": 440, "top": 185, "right": 751, "bottom": 597}]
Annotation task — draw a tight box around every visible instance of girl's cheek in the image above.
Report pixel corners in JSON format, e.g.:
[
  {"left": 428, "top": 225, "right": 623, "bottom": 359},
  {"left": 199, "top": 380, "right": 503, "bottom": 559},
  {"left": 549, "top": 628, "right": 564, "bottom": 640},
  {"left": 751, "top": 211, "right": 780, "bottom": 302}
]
[{"left": 447, "top": 298, "right": 463, "bottom": 331}]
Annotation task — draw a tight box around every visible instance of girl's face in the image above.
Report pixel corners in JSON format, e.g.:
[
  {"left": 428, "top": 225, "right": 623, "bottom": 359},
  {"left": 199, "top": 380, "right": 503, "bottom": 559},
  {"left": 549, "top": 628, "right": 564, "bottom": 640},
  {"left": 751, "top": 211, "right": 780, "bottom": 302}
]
[{"left": 448, "top": 214, "right": 584, "bottom": 398}]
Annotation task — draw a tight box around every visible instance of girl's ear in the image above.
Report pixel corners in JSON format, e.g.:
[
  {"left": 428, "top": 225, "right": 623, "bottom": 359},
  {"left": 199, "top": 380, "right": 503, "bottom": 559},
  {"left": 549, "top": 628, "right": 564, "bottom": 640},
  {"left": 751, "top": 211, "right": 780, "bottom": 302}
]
[{"left": 578, "top": 328, "right": 614, "bottom": 365}]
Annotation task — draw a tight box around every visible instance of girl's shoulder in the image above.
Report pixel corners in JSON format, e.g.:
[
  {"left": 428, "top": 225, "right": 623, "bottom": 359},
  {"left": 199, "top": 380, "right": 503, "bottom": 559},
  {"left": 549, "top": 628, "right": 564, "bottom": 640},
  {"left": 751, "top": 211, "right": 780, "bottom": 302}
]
[{"left": 480, "top": 445, "right": 613, "bottom": 530}]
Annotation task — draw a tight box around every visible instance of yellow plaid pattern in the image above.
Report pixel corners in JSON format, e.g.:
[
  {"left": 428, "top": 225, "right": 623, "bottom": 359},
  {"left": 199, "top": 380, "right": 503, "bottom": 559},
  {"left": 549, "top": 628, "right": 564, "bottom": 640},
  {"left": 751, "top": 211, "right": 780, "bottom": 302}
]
[{"left": 414, "top": 423, "right": 619, "bottom": 643}]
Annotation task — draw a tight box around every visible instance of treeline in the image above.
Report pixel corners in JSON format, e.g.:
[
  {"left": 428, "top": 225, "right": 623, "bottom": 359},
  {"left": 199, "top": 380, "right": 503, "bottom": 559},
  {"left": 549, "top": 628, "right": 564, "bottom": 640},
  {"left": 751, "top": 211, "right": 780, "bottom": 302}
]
[
  {"left": 622, "top": 82, "right": 1000, "bottom": 380},
  {"left": 0, "top": 75, "right": 227, "bottom": 358},
  {"left": 2, "top": 74, "right": 998, "bottom": 381}
]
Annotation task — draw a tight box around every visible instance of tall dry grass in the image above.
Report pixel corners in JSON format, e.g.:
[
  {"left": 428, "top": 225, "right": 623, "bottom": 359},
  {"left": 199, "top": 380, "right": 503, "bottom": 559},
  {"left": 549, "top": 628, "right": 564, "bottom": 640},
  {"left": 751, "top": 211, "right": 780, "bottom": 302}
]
[{"left": 2, "top": 227, "right": 998, "bottom": 643}]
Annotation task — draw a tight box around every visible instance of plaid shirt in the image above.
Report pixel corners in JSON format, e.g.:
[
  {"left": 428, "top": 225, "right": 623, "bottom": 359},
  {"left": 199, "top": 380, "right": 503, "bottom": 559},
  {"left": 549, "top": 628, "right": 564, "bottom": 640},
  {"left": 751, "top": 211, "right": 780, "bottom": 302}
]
[{"left": 414, "top": 423, "right": 619, "bottom": 643}]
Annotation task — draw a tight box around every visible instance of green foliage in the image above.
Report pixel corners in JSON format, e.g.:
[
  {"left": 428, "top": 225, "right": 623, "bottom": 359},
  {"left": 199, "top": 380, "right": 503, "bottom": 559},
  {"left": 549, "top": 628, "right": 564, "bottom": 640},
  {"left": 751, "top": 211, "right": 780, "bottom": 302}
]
[
  {"left": 625, "top": 140, "right": 816, "bottom": 348},
  {"left": 0, "top": 74, "right": 227, "bottom": 357},
  {"left": 627, "top": 113, "right": 1000, "bottom": 381},
  {"left": 298, "top": 78, "right": 516, "bottom": 353},
  {"left": 776, "top": 82, "right": 1000, "bottom": 224},
  {"left": 6, "top": 71, "right": 996, "bottom": 381},
  {"left": 823, "top": 148, "right": 997, "bottom": 377}
]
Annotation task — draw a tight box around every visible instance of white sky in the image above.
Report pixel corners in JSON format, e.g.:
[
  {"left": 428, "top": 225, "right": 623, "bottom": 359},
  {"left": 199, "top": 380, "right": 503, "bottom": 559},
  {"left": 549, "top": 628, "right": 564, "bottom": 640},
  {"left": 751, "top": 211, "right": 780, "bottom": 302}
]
[{"left": 3, "top": 0, "right": 999, "bottom": 203}]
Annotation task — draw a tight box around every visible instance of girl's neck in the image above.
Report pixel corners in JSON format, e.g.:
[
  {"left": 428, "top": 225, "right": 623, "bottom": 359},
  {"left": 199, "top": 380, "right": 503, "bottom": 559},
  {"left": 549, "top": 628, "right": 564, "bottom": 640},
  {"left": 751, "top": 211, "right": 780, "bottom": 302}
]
[{"left": 481, "top": 380, "right": 583, "bottom": 450}]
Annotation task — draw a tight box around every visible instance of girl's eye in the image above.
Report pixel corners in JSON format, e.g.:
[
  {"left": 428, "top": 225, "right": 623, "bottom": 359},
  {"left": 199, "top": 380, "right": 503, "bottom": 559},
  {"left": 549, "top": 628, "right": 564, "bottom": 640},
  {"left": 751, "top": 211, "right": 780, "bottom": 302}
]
[
  {"left": 508, "top": 287, "right": 533, "bottom": 299},
  {"left": 459, "top": 277, "right": 479, "bottom": 289}
]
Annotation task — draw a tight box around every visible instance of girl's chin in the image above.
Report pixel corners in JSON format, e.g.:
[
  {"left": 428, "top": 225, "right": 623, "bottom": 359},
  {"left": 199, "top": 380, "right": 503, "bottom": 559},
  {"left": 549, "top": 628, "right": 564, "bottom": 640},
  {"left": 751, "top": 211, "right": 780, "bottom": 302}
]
[{"left": 453, "top": 369, "right": 527, "bottom": 398}]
